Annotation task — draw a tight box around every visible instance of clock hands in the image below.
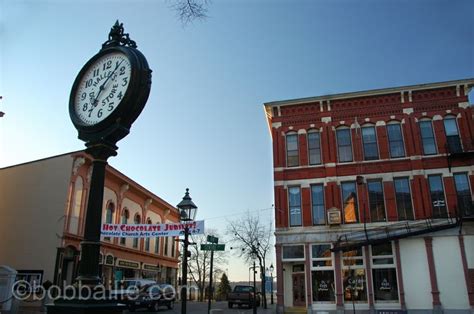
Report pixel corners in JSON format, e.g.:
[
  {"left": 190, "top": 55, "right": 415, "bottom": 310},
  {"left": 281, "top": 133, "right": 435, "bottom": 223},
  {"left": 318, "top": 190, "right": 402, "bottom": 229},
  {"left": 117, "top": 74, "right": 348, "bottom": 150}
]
[{"left": 91, "top": 59, "right": 124, "bottom": 107}]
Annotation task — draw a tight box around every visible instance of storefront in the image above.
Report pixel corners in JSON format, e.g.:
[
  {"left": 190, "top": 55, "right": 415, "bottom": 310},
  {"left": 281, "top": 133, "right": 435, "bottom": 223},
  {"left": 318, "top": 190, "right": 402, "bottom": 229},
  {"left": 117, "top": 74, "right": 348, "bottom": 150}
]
[
  {"left": 114, "top": 258, "right": 141, "bottom": 282},
  {"left": 279, "top": 242, "right": 401, "bottom": 312}
]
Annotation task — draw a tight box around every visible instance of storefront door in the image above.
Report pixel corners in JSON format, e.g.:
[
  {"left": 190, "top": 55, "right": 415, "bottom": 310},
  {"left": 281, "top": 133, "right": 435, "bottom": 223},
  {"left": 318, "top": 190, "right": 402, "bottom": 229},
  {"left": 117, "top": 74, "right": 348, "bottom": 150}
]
[{"left": 292, "top": 273, "right": 306, "bottom": 307}]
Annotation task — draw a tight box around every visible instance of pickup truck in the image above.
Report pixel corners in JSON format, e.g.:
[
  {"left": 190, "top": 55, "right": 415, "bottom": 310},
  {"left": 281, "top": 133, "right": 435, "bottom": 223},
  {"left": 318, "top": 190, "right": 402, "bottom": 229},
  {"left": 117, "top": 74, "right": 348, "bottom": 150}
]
[{"left": 227, "top": 285, "right": 260, "bottom": 308}]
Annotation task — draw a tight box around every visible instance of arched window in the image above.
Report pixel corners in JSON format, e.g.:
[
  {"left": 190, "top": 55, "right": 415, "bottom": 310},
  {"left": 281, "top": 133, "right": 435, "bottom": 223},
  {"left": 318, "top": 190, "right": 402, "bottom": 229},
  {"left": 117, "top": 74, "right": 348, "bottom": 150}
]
[
  {"left": 307, "top": 130, "right": 321, "bottom": 165},
  {"left": 145, "top": 218, "right": 152, "bottom": 252},
  {"left": 69, "top": 177, "right": 83, "bottom": 234},
  {"left": 286, "top": 132, "right": 299, "bottom": 167},
  {"left": 133, "top": 214, "right": 141, "bottom": 248},
  {"left": 120, "top": 209, "right": 129, "bottom": 245},
  {"left": 386, "top": 122, "right": 405, "bottom": 158},
  {"left": 104, "top": 202, "right": 115, "bottom": 241},
  {"left": 444, "top": 116, "right": 462, "bottom": 153},
  {"left": 336, "top": 127, "right": 353, "bottom": 162},
  {"left": 361, "top": 125, "right": 379, "bottom": 160},
  {"left": 419, "top": 119, "right": 436, "bottom": 155}
]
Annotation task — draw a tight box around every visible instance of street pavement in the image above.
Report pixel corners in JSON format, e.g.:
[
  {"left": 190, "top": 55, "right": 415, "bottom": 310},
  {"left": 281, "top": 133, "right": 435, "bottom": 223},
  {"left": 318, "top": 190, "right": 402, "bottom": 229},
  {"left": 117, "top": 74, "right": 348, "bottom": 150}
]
[{"left": 16, "top": 300, "right": 277, "bottom": 314}]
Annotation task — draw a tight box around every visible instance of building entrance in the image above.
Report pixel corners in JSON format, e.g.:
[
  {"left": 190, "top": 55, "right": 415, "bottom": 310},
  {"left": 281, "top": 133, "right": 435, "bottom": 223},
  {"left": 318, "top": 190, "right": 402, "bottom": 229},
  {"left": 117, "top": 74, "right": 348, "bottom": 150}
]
[{"left": 292, "top": 273, "right": 305, "bottom": 307}]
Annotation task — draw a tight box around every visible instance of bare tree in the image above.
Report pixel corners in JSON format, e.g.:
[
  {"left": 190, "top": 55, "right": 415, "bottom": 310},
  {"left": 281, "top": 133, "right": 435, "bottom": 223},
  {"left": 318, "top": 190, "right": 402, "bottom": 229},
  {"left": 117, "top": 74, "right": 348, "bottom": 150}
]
[
  {"left": 186, "top": 229, "right": 226, "bottom": 301},
  {"left": 227, "top": 212, "right": 272, "bottom": 309},
  {"left": 170, "top": 0, "right": 210, "bottom": 25}
]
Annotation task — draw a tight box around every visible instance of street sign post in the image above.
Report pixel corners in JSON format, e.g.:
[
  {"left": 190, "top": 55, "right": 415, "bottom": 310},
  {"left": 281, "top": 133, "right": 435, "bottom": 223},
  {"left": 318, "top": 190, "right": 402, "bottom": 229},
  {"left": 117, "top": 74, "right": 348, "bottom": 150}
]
[{"left": 207, "top": 235, "right": 219, "bottom": 244}]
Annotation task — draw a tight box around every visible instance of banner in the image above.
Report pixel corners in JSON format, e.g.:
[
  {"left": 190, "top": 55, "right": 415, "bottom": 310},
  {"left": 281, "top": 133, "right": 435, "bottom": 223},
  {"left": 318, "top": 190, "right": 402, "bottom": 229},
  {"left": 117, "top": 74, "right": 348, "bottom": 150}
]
[{"left": 101, "top": 220, "right": 204, "bottom": 238}]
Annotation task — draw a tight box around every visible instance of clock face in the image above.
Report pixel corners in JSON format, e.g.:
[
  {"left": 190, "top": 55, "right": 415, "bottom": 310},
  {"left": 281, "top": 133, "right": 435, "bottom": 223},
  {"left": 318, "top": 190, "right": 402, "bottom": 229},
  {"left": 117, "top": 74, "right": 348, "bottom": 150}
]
[{"left": 73, "top": 51, "right": 132, "bottom": 126}]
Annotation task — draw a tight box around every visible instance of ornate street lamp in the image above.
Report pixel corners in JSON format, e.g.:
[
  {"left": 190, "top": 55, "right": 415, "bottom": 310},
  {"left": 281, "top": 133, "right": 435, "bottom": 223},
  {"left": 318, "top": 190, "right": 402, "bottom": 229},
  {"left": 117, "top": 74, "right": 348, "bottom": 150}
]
[
  {"left": 177, "top": 188, "right": 197, "bottom": 314},
  {"left": 269, "top": 264, "right": 274, "bottom": 305}
]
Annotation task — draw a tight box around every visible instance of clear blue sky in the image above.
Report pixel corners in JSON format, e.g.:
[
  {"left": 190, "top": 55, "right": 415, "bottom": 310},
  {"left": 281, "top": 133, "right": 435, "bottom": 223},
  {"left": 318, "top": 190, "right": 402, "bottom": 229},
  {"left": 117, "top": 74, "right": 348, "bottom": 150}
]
[{"left": 1, "top": 0, "right": 473, "bottom": 281}]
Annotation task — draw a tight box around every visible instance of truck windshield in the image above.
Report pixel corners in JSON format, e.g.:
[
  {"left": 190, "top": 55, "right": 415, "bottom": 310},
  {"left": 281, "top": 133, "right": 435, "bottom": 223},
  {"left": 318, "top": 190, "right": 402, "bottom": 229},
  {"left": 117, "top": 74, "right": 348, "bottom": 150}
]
[{"left": 234, "top": 286, "right": 253, "bottom": 292}]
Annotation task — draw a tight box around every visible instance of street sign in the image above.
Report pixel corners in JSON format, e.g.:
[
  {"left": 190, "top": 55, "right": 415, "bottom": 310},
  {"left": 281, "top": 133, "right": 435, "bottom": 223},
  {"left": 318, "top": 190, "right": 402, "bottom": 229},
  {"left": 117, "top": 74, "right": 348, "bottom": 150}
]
[
  {"left": 207, "top": 235, "right": 219, "bottom": 244},
  {"left": 201, "top": 244, "right": 225, "bottom": 251}
]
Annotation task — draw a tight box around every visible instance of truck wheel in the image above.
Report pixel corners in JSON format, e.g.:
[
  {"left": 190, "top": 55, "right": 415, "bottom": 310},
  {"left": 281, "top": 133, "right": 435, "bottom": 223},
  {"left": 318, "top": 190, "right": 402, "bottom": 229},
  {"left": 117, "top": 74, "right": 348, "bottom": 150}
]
[{"left": 228, "top": 302, "right": 233, "bottom": 308}]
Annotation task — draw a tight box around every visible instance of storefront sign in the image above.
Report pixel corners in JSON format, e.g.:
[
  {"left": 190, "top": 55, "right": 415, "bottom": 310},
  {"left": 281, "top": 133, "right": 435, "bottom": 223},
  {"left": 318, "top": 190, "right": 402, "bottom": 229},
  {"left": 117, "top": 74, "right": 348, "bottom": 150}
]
[
  {"left": 327, "top": 208, "right": 341, "bottom": 225},
  {"left": 116, "top": 259, "right": 140, "bottom": 269},
  {"left": 142, "top": 264, "right": 160, "bottom": 272},
  {"left": 318, "top": 280, "right": 329, "bottom": 291},
  {"left": 101, "top": 220, "right": 205, "bottom": 238}
]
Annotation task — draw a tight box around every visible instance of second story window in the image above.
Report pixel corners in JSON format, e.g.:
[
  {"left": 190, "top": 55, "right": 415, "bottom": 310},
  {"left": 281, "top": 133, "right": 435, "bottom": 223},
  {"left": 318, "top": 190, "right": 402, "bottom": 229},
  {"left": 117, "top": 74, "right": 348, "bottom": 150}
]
[
  {"left": 145, "top": 218, "right": 152, "bottom": 252},
  {"left": 286, "top": 133, "right": 299, "bottom": 167},
  {"left": 133, "top": 214, "right": 141, "bottom": 248},
  {"left": 368, "top": 180, "right": 386, "bottom": 222},
  {"left": 120, "top": 209, "right": 129, "bottom": 245},
  {"left": 362, "top": 126, "right": 379, "bottom": 160},
  {"left": 289, "top": 186, "right": 302, "bottom": 226},
  {"left": 428, "top": 175, "right": 447, "bottom": 218},
  {"left": 393, "top": 178, "right": 414, "bottom": 220},
  {"left": 444, "top": 116, "right": 462, "bottom": 153},
  {"left": 341, "top": 181, "right": 358, "bottom": 223},
  {"left": 453, "top": 173, "right": 472, "bottom": 217},
  {"left": 419, "top": 120, "right": 437, "bottom": 155},
  {"left": 387, "top": 123, "right": 405, "bottom": 158},
  {"left": 308, "top": 131, "right": 321, "bottom": 165},
  {"left": 104, "top": 203, "right": 115, "bottom": 241},
  {"left": 311, "top": 184, "right": 325, "bottom": 225},
  {"left": 336, "top": 128, "right": 353, "bottom": 162}
]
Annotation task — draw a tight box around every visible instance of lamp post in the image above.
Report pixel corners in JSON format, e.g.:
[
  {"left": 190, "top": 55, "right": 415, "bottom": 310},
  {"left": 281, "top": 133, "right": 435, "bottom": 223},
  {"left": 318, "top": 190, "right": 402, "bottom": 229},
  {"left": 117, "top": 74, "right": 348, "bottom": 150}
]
[
  {"left": 177, "top": 188, "right": 198, "bottom": 314},
  {"left": 269, "top": 264, "right": 274, "bottom": 305}
]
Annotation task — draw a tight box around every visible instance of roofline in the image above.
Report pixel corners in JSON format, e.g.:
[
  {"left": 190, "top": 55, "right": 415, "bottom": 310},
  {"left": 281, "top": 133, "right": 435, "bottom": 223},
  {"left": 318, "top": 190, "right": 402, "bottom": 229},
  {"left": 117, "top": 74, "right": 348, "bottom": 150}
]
[
  {"left": 1, "top": 150, "right": 178, "bottom": 212},
  {"left": 0, "top": 150, "right": 83, "bottom": 170},
  {"left": 264, "top": 78, "right": 474, "bottom": 108}
]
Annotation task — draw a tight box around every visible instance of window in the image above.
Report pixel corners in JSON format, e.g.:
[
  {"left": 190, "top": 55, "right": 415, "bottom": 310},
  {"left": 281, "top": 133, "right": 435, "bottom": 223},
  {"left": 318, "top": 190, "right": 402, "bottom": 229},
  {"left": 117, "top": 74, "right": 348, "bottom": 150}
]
[
  {"left": 282, "top": 245, "right": 305, "bottom": 260},
  {"left": 286, "top": 133, "right": 299, "bottom": 167},
  {"left": 337, "top": 128, "right": 353, "bottom": 162},
  {"left": 311, "top": 184, "right": 325, "bottom": 225},
  {"left": 368, "top": 180, "right": 386, "bottom": 222},
  {"left": 308, "top": 131, "right": 321, "bottom": 165},
  {"left": 341, "top": 182, "right": 358, "bottom": 223},
  {"left": 120, "top": 209, "right": 129, "bottom": 245},
  {"left": 428, "top": 175, "right": 447, "bottom": 218},
  {"left": 453, "top": 173, "right": 473, "bottom": 217},
  {"left": 393, "top": 178, "right": 414, "bottom": 220},
  {"left": 171, "top": 237, "right": 176, "bottom": 257},
  {"left": 164, "top": 237, "right": 169, "bottom": 256},
  {"left": 342, "top": 248, "right": 367, "bottom": 303},
  {"left": 362, "top": 126, "right": 379, "bottom": 160},
  {"left": 133, "top": 214, "right": 141, "bottom": 248},
  {"left": 154, "top": 236, "right": 160, "bottom": 254},
  {"left": 311, "top": 244, "right": 335, "bottom": 302},
  {"left": 444, "top": 116, "right": 462, "bottom": 153},
  {"left": 419, "top": 120, "right": 437, "bottom": 155},
  {"left": 145, "top": 218, "right": 152, "bottom": 251},
  {"left": 104, "top": 203, "right": 115, "bottom": 241},
  {"left": 289, "top": 187, "right": 302, "bottom": 226},
  {"left": 371, "top": 243, "right": 399, "bottom": 302},
  {"left": 387, "top": 124, "right": 405, "bottom": 158}
]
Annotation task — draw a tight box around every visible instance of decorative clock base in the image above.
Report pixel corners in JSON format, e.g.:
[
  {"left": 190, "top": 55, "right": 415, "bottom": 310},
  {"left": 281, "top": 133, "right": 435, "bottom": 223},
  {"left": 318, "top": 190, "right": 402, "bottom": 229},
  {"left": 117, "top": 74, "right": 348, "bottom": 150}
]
[{"left": 46, "top": 299, "right": 126, "bottom": 314}]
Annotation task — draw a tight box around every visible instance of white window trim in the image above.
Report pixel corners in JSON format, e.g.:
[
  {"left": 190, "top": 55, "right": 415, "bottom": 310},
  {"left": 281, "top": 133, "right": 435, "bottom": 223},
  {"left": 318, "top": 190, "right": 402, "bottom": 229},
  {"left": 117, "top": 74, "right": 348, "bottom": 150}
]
[
  {"left": 419, "top": 119, "right": 438, "bottom": 155},
  {"left": 307, "top": 130, "right": 322, "bottom": 166},
  {"left": 336, "top": 127, "right": 354, "bottom": 163},
  {"left": 367, "top": 179, "right": 388, "bottom": 222},
  {"left": 282, "top": 244, "right": 305, "bottom": 262},
  {"left": 285, "top": 132, "right": 299, "bottom": 167}
]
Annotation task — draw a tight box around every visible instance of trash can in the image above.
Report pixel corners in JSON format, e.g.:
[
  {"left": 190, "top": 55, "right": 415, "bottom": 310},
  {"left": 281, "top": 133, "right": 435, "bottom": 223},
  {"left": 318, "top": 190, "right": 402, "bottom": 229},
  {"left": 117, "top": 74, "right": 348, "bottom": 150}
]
[{"left": 0, "top": 265, "right": 18, "bottom": 311}]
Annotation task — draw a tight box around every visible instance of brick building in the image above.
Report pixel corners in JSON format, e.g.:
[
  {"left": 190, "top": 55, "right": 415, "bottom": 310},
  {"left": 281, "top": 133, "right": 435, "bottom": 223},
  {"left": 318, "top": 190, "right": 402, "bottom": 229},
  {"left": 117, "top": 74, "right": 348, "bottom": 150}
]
[
  {"left": 0, "top": 151, "right": 180, "bottom": 289},
  {"left": 264, "top": 79, "right": 474, "bottom": 313}
]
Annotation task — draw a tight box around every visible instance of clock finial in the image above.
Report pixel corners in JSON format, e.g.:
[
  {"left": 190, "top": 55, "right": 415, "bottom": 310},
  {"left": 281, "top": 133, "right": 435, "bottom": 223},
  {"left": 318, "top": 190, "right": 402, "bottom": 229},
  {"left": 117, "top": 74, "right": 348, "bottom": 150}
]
[{"left": 102, "top": 20, "right": 137, "bottom": 49}]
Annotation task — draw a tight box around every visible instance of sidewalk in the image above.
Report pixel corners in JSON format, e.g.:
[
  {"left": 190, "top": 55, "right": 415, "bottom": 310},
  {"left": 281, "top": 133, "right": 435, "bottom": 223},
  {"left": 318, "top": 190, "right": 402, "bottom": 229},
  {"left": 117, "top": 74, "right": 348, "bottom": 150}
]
[{"left": 15, "top": 300, "right": 277, "bottom": 314}]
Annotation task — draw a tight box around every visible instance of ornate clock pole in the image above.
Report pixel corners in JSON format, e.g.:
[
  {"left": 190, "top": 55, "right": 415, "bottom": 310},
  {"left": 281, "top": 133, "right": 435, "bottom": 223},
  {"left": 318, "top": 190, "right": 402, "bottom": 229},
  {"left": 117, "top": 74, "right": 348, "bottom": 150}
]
[{"left": 48, "top": 21, "right": 151, "bottom": 314}]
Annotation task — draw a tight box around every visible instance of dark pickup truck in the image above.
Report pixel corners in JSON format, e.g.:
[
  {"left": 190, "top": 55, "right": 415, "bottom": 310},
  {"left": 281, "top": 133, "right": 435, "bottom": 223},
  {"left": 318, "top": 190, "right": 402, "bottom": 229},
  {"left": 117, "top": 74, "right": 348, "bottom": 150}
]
[{"left": 227, "top": 285, "right": 260, "bottom": 308}]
